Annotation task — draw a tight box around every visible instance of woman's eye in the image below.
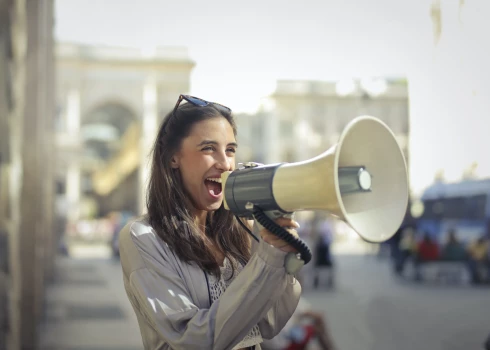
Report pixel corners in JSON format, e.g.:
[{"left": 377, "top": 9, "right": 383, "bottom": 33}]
[
  {"left": 227, "top": 148, "right": 236, "bottom": 153},
  {"left": 202, "top": 146, "right": 214, "bottom": 151}
]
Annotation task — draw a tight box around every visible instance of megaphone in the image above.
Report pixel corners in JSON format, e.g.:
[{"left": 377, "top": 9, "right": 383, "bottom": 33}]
[
  {"left": 221, "top": 116, "right": 408, "bottom": 266},
  {"left": 222, "top": 116, "right": 408, "bottom": 243}
]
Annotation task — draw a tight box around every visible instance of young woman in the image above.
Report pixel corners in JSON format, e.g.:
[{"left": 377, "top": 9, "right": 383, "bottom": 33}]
[{"left": 119, "top": 95, "right": 302, "bottom": 350}]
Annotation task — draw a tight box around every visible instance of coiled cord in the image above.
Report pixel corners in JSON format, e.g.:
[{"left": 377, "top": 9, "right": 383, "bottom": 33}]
[{"left": 251, "top": 206, "right": 312, "bottom": 265}]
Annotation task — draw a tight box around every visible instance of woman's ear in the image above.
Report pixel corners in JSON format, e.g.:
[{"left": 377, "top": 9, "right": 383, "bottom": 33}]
[{"left": 171, "top": 155, "right": 180, "bottom": 169}]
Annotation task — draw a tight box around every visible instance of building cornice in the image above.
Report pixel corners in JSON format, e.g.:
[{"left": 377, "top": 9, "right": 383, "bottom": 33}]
[{"left": 56, "top": 42, "right": 196, "bottom": 70}]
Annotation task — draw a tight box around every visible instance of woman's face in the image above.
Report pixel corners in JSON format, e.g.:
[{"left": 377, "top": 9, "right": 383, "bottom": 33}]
[{"left": 171, "top": 116, "right": 237, "bottom": 213}]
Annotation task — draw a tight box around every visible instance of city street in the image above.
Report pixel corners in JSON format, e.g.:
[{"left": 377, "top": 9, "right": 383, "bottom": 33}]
[{"left": 39, "top": 242, "right": 490, "bottom": 350}]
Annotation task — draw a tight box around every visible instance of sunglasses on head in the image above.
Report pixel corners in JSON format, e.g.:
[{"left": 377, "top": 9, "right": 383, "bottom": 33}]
[{"left": 172, "top": 94, "right": 232, "bottom": 116}]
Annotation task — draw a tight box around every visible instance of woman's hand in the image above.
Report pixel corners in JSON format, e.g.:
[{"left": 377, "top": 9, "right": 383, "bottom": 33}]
[{"left": 259, "top": 217, "right": 300, "bottom": 253}]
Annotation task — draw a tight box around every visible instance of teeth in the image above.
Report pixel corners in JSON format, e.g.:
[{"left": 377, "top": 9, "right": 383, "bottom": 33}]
[{"left": 206, "top": 178, "right": 222, "bottom": 183}]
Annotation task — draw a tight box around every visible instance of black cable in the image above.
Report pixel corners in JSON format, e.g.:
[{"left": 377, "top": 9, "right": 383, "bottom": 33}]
[
  {"left": 251, "top": 206, "right": 312, "bottom": 265},
  {"left": 235, "top": 215, "right": 259, "bottom": 242}
]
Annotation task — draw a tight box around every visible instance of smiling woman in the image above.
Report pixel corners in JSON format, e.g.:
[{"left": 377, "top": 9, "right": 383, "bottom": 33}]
[{"left": 117, "top": 94, "right": 302, "bottom": 350}]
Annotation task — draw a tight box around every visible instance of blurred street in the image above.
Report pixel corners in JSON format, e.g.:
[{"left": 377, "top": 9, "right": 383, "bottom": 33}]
[{"left": 38, "top": 241, "right": 490, "bottom": 350}]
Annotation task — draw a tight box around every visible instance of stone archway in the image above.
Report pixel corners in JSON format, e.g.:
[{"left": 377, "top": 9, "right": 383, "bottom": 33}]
[
  {"left": 81, "top": 102, "right": 135, "bottom": 161},
  {"left": 80, "top": 102, "right": 140, "bottom": 217}
]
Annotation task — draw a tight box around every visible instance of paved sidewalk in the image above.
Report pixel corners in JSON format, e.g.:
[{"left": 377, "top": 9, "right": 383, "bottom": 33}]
[
  {"left": 38, "top": 255, "right": 143, "bottom": 350},
  {"left": 38, "top": 242, "right": 490, "bottom": 350}
]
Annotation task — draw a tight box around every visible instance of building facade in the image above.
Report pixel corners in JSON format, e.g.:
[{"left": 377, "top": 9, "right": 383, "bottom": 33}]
[
  {"left": 0, "top": 1, "right": 56, "bottom": 349},
  {"left": 54, "top": 42, "right": 195, "bottom": 223},
  {"left": 266, "top": 79, "right": 409, "bottom": 164}
]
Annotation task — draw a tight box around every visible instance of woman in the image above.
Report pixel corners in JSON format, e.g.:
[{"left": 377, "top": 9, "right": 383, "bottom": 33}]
[{"left": 119, "top": 95, "right": 302, "bottom": 350}]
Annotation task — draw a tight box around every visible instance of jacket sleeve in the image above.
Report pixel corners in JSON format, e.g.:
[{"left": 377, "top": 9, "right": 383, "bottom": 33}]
[
  {"left": 120, "top": 222, "right": 302, "bottom": 350},
  {"left": 249, "top": 226, "right": 302, "bottom": 339},
  {"left": 257, "top": 276, "right": 301, "bottom": 339}
]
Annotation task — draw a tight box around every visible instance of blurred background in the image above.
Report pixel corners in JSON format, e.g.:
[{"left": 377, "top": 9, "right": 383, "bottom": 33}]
[{"left": 1, "top": 0, "right": 490, "bottom": 349}]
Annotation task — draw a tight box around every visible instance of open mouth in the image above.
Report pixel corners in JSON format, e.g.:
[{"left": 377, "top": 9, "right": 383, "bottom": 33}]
[{"left": 205, "top": 177, "right": 222, "bottom": 197}]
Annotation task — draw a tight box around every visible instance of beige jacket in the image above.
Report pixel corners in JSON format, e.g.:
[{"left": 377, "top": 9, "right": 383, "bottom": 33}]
[{"left": 119, "top": 217, "right": 302, "bottom": 350}]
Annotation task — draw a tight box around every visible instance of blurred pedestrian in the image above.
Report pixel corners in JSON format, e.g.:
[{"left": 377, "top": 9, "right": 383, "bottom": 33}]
[
  {"left": 467, "top": 235, "right": 490, "bottom": 284},
  {"left": 313, "top": 216, "right": 335, "bottom": 288}
]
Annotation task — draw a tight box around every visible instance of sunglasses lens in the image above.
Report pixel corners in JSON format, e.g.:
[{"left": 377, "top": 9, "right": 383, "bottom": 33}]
[
  {"left": 178, "top": 95, "right": 231, "bottom": 113},
  {"left": 185, "top": 96, "right": 208, "bottom": 106},
  {"left": 212, "top": 103, "right": 232, "bottom": 113}
]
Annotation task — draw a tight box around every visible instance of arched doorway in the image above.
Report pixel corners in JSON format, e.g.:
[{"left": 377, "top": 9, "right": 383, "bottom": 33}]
[{"left": 80, "top": 103, "right": 140, "bottom": 218}]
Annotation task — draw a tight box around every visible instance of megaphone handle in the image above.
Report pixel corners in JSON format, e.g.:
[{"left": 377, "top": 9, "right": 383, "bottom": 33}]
[
  {"left": 260, "top": 210, "right": 295, "bottom": 223},
  {"left": 251, "top": 206, "right": 312, "bottom": 269}
]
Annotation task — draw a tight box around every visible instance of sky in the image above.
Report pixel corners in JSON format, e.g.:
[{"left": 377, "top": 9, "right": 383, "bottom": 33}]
[
  {"left": 54, "top": 0, "right": 490, "bottom": 195},
  {"left": 54, "top": 0, "right": 426, "bottom": 113}
]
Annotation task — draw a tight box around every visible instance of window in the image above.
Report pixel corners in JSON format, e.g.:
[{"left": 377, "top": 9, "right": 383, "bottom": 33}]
[
  {"left": 422, "top": 195, "right": 487, "bottom": 220},
  {"left": 422, "top": 199, "right": 445, "bottom": 219},
  {"left": 464, "top": 195, "right": 487, "bottom": 220}
]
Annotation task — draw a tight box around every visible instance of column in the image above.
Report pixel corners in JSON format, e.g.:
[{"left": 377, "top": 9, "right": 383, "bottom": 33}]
[
  {"left": 294, "top": 102, "right": 312, "bottom": 161},
  {"left": 263, "top": 102, "right": 280, "bottom": 164},
  {"left": 65, "top": 88, "right": 81, "bottom": 222},
  {"left": 5, "top": 1, "right": 27, "bottom": 348},
  {"left": 16, "top": 0, "right": 55, "bottom": 347},
  {"left": 0, "top": 6, "right": 12, "bottom": 350},
  {"left": 41, "top": 0, "right": 56, "bottom": 284},
  {"left": 139, "top": 75, "right": 158, "bottom": 215}
]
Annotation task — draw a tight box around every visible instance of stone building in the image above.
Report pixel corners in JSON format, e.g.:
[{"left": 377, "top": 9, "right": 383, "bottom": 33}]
[
  {"left": 271, "top": 79, "right": 409, "bottom": 163},
  {"left": 0, "top": 1, "right": 56, "bottom": 349},
  {"left": 237, "top": 79, "right": 409, "bottom": 168},
  {"left": 54, "top": 42, "right": 195, "bottom": 222}
]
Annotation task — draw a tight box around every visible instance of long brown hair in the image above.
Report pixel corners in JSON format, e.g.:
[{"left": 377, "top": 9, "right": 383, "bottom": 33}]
[{"left": 147, "top": 102, "right": 251, "bottom": 277}]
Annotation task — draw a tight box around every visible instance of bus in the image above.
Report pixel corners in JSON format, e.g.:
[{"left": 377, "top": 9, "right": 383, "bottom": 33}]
[{"left": 414, "top": 178, "right": 490, "bottom": 246}]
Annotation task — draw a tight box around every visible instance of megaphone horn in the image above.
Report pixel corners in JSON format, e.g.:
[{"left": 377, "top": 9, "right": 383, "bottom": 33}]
[{"left": 222, "top": 115, "right": 408, "bottom": 248}]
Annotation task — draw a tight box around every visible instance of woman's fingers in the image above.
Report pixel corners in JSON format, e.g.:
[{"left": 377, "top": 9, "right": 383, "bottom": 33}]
[
  {"left": 273, "top": 217, "right": 300, "bottom": 229},
  {"left": 259, "top": 218, "right": 299, "bottom": 238},
  {"left": 259, "top": 217, "right": 300, "bottom": 252}
]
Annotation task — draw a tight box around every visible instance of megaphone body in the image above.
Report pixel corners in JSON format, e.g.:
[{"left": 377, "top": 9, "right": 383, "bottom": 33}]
[{"left": 221, "top": 116, "right": 409, "bottom": 244}]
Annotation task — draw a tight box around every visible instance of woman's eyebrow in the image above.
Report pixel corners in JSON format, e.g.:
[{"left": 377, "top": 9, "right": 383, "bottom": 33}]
[{"left": 197, "top": 140, "right": 238, "bottom": 148}]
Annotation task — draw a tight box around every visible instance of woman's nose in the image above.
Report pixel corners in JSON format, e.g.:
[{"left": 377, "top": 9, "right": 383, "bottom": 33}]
[{"left": 215, "top": 154, "right": 232, "bottom": 171}]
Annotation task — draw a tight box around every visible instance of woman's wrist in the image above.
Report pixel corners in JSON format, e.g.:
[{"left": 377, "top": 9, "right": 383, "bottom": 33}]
[{"left": 256, "top": 238, "right": 289, "bottom": 268}]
